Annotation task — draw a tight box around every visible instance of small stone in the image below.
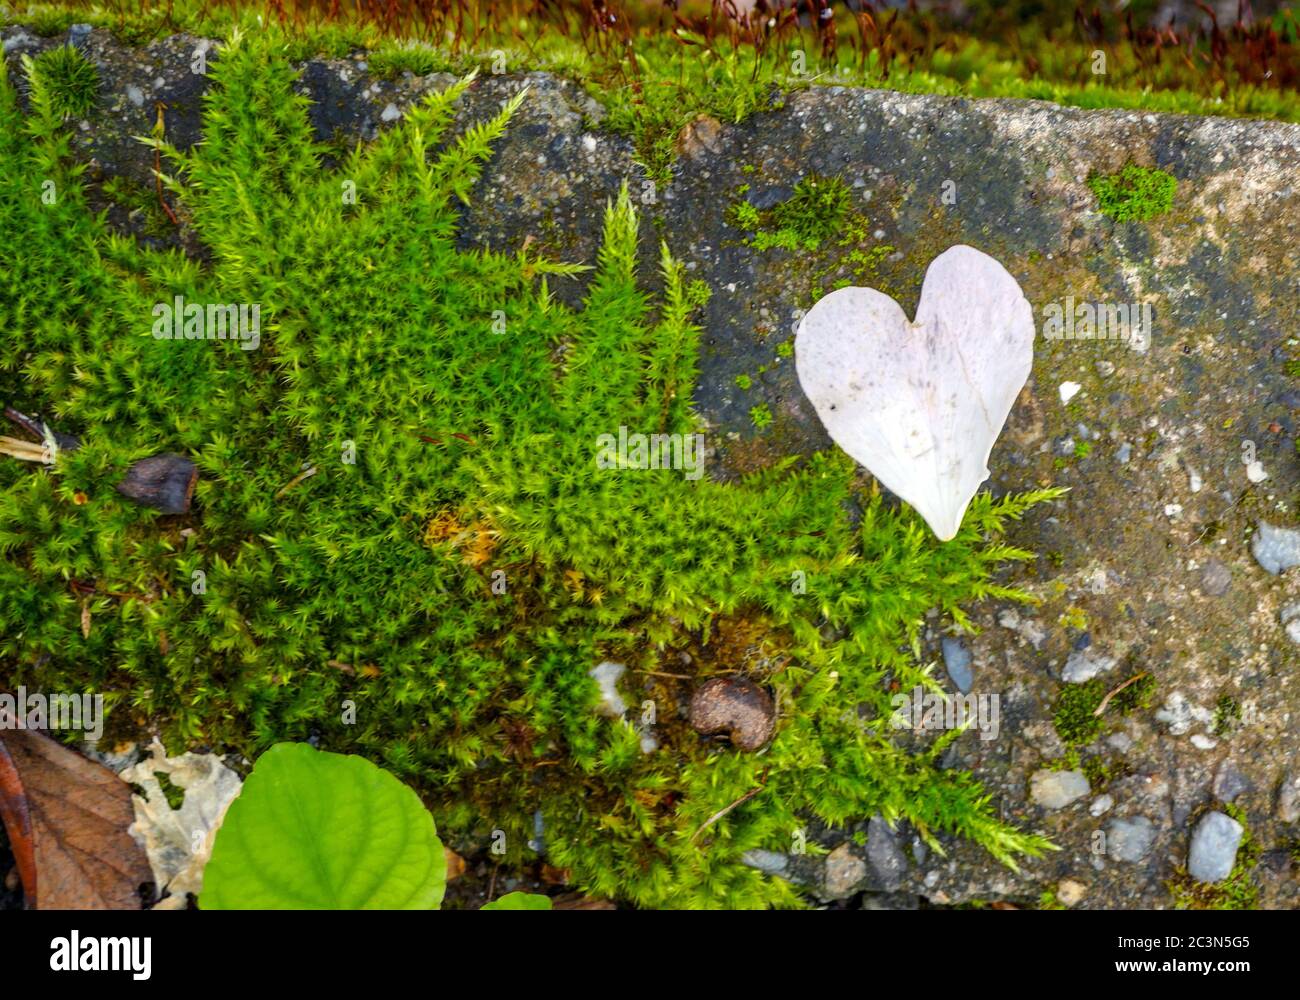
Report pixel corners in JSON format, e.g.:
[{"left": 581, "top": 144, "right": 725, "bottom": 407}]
[
  {"left": 676, "top": 114, "right": 723, "bottom": 161},
  {"left": 741, "top": 849, "right": 788, "bottom": 876},
  {"left": 1095, "top": 360, "right": 1115, "bottom": 378},
  {"left": 1062, "top": 647, "right": 1117, "bottom": 683},
  {"left": 941, "top": 636, "right": 974, "bottom": 693},
  {"left": 997, "top": 609, "right": 1020, "bottom": 630},
  {"left": 1212, "top": 759, "right": 1252, "bottom": 803},
  {"left": 1281, "top": 603, "right": 1300, "bottom": 646},
  {"left": 866, "top": 815, "right": 908, "bottom": 891},
  {"left": 380, "top": 102, "right": 402, "bottom": 122},
  {"left": 1059, "top": 381, "right": 1082, "bottom": 405},
  {"left": 1107, "top": 816, "right": 1156, "bottom": 863},
  {"left": 1252, "top": 521, "right": 1300, "bottom": 574},
  {"left": 1107, "top": 731, "right": 1133, "bottom": 753},
  {"left": 1200, "top": 559, "right": 1231, "bottom": 597},
  {"left": 1191, "top": 734, "right": 1218, "bottom": 750},
  {"left": 1030, "top": 768, "right": 1090, "bottom": 810},
  {"left": 126, "top": 85, "right": 145, "bottom": 108},
  {"left": 689, "top": 677, "right": 775, "bottom": 752},
  {"left": 823, "top": 842, "right": 867, "bottom": 898},
  {"left": 1245, "top": 460, "right": 1269, "bottom": 484},
  {"left": 1277, "top": 770, "right": 1300, "bottom": 823},
  {"left": 1057, "top": 879, "right": 1087, "bottom": 906},
  {"left": 1116, "top": 442, "right": 1132, "bottom": 464},
  {"left": 589, "top": 661, "right": 627, "bottom": 718},
  {"left": 1089, "top": 794, "right": 1114, "bottom": 817},
  {"left": 1187, "top": 811, "right": 1244, "bottom": 883}
]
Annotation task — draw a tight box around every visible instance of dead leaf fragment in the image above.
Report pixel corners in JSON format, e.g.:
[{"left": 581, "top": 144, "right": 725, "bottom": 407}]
[
  {"left": 122, "top": 739, "right": 242, "bottom": 910},
  {"left": 0, "top": 728, "right": 152, "bottom": 909}
]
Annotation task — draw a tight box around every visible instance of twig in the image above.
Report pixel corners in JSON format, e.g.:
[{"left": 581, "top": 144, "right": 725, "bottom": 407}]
[
  {"left": 275, "top": 465, "right": 318, "bottom": 499},
  {"left": 0, "top": 435, "right": 48, "bottom": 461},
  {"left": 690, "top": 780, "right": 766, "bottom": 843},
  {"left": 1093, "top": 671, "right": 1149, "bottom": 717}
]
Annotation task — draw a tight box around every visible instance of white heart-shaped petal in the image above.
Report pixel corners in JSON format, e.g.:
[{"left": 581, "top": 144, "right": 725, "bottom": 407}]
[{"left": 795, "top": 245, "right": 1034, "bottom": 541}]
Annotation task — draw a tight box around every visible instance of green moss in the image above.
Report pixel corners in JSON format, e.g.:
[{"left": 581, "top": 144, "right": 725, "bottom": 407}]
[
  {"left": 749, "top": 402, "right": 773, "bottom": 429},
  {"left": 1087, "top": 165, "right": 1177, "bottom": 222},
  {"left": 25, "top": 44, "right": 98, "bottom": 120},
  {"left": 367, "top": 41, "right": 446, "bottom": 80},
  {"left": 1212, "top": 694, "right": 1242, "bottom": 736},
  {"left": 732, "top": 175, "right": 852, "bottom": 253},
  {"left": 775, "top": 340, "right": 793, "bottom": 359},
  {"left": 733, "top": 373, "right": 752, "bottom": 390},
  {"left": 1072, "top": 440, "right": 1092, "bottom": 459},
  {"left": 1053, "top": 673, "right": 1154, "bottom": 747}
]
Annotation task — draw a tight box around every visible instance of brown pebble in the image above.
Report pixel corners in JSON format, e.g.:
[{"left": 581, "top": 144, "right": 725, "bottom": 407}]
[{"left": 689, "top": 677, "right": 775, "bottom": 752}]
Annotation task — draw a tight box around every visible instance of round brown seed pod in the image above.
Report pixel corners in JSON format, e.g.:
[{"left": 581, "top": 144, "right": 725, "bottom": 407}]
[{"left": 689, "top": 677, "right": 775, "bottom": 752}]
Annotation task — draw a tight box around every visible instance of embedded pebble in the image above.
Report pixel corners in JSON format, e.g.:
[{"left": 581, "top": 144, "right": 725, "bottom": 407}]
[
  {"left": 1280, "top": 603, "right": 1300, "bottom": 646},
  {"left": 1107, "top": 816, "right": 1156, "bottom": 863},
  {"left": 1277, "top": 770, "right": 1300, "bottom": 823},
  {"left": 741, "top": 849, "right": 789, "bottom": 876},
  {"left": 1200, "top": 559, "right": 1232, "bottom": 597},
  {"left": 1030, "top": 769, "right": 1090, "bottom": 810},
  {"left": 941, "top": 636, "right": 974, "bottom": 693},
  {"left": 1187, "top": 811, "right": 1243, "bottom": 883},
  {"left": 1089, "top": 794, "right": 1114, "bottom": 817},
  {"left": 823, "top": 842, "right": 867, "bottom": 898},
  {"left": 1062, "top": 647, "right": 1117, "bottom": 683},
  {"left": 866, "top": 815, "right": 908, "bottom": 891},
  {"left": 1212, "top": 759, "right": 1251, "bottom": 803},
  {"left": 1251, "top": 521, "right": 1300, "bottom": 574}
]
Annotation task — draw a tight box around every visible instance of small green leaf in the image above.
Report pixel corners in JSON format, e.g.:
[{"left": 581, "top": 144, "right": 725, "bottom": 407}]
[
  {"left": 481, "top": 891, "right": 553, "bottom": 910},
  {"left": 201, "top": 743, "right": 446, "bottom": 910}
]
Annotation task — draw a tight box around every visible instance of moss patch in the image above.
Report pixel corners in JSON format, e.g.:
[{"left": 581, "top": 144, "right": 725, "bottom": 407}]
[{"left": 1087, "top": 164, "right": 1178, "bottom": 222}]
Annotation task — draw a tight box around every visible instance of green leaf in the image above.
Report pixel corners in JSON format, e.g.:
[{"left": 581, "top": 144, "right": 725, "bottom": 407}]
[
  {"left": 201, "top": 743, "right": 447, "bottom": 910},
  {"left": 481, "top": 891, "right": 553, "bottom": 910}
]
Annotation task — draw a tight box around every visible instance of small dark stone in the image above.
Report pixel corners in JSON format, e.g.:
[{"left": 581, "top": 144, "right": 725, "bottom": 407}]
[
  {"left": 1200, "top": 559, "right": 1231, "bottom": 597},
  {"left": 689, "top": 677, "right": 775, "bottom": 752},
  {"left": 115, "top": 453, "right": 198, "bottom": 514}
]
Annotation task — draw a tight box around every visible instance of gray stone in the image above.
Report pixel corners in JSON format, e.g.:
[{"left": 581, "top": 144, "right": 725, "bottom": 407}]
[
  {"left": 1116, "top": 442, "right": 1133, "bottom": 464},
  {"left": 1251, "top": 521, "right": 1300, "bottom": 575},
  {"left": 1187, "top": 811, "right": 1244, "bottom": 883},
  {"left": 1277, "top": 770, "right": 1300, "bottom": 823},
  {"left": 823, "top": 842, "right": 867, "bottom": 898},
  {"left": 1030, "top": 768, "right": 1090, "bottom": 810},
  {"left": 941, "top": 636, "right": 974, "bottom": 694},
  {"left": 1212, "top": 759, "right": 1252, "bottom": 803},
  {"left": 1062, "top": 647, "right": 1117, "bottom": 684},
  {"left": 1107, "top": 816, "right": 1156, "bottom": 863},
  {"left": 866, "top": 815, "right": 908, "bottom": 891},
  {"left": 1089, "top": 794, "right": 1115, "bottom": 817},
  {"left": 1200, "top": 559, "right": 1232, "bottom": 597},
  {"left": 740, "top": 849, "right": 789, "bottom": 876},
  {"left": 1281, "top": 603, "right": 1300, "bottom": 646}
]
